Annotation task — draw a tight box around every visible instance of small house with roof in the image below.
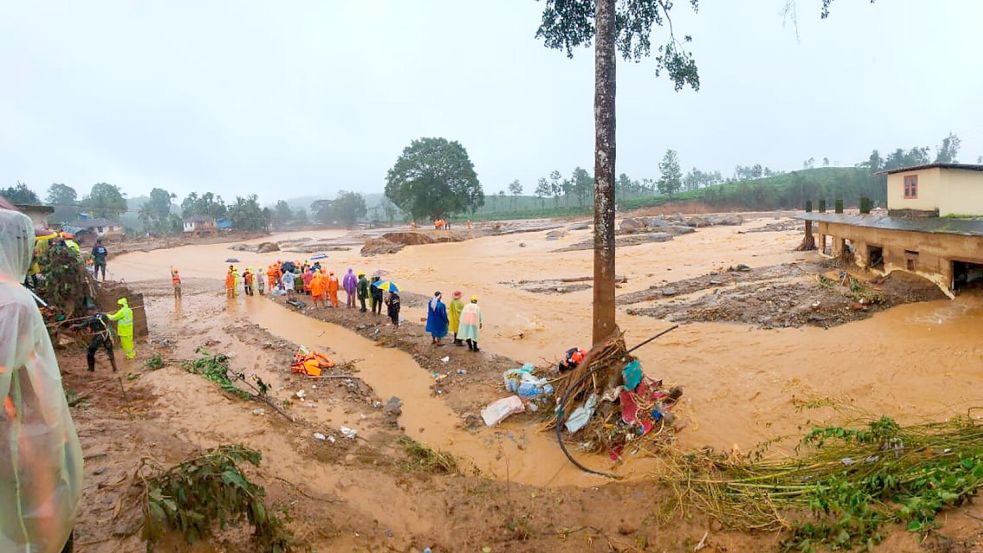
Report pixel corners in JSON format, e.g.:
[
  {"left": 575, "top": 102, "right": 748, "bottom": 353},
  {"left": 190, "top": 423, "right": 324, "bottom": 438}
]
[{"left": 796, "top": 163, "right": 983, "bottom": 295}]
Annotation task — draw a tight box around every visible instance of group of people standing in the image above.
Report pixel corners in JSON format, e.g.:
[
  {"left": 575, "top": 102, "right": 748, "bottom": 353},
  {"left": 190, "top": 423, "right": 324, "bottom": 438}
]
[
  {"left": 425, "top": 291, "right": 482, "bottom": 351},
  {"left": 224, "top": 260, "right": 484, "bottom": 351}
]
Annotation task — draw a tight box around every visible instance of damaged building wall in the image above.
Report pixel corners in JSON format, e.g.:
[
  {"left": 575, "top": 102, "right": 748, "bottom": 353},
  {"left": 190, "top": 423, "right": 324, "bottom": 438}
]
[{"left": 817, "top": 221, "right": 983, "bottom": 295}]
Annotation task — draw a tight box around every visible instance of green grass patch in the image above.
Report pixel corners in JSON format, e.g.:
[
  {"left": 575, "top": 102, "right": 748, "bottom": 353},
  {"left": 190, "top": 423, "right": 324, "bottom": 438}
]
[{"left": 397, "top": 436, "right": 459, "bottom": 474}]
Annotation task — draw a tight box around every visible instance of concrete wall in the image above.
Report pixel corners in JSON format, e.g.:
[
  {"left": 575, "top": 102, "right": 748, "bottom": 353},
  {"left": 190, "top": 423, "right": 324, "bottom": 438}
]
[
  {"left": 816, "top": 220, "right": 983, "bottom": 295},
  {"left": 938, "top": 169, "right": 983, "bottom": 217},
  {"left": 887, "top": 167, "right": 941, "bottom": 213}
]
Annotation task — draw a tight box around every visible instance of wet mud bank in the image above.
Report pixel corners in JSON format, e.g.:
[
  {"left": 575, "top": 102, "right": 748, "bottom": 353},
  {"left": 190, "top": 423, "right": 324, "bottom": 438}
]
[{"left": 624, "top": 262, "right": 947, "bottom": 329}]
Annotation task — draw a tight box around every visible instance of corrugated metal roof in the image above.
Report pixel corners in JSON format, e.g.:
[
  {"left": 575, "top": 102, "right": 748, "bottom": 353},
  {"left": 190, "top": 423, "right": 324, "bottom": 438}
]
[
  {"left": 875, "top": 163, "right": 983, "bottom": 176},
  {"left": 794, "top": 213, "right": 983, "bottom": 238}
]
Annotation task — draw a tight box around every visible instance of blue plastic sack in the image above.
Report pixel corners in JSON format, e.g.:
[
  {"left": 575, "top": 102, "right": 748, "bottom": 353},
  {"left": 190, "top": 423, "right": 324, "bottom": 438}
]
[{"left": 622, "top": 360, "right": 643, "bottom": 391}]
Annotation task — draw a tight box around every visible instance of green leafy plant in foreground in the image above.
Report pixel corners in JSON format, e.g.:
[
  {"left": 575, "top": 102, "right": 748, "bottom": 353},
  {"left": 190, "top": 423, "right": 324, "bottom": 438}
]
[
  {"left": 670, "top": 414, "right": 983, "bottom": 551},
  {"left": 182, "top": 350, "right": 252, "bottom": 400},
  {"left": 138, "top": 445, "right": 295, "bottom": 552},
  {"left": 146, "top": 352, "right": 164, "bottom": 370}
]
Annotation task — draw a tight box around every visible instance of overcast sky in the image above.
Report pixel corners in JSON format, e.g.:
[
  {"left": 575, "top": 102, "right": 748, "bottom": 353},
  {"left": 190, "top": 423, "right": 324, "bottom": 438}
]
[{"left": 2, "top": 1, "right": 981, "bottom": 205}]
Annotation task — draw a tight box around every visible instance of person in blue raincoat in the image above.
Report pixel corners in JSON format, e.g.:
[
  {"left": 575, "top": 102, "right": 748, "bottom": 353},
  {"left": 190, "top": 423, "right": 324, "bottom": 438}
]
[{"left": 425, "top": 291, "right": 449, "bottom": 345}]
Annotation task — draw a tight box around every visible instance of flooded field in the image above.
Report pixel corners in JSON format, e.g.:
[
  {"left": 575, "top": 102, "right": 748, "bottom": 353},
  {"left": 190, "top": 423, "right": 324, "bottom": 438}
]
[
  {"left": 112, "top": 216, "right": 983, "bottom": 454},
  {"left": 78, "top": 213, "right": 983, "bottom": 551}
]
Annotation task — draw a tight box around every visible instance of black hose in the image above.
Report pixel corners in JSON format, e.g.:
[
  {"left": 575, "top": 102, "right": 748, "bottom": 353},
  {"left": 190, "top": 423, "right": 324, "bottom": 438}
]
[
  {"left": 554, "top": 363, "right": 620, "bottom": 478},
  {"left": 554, "top": 325, "right": 680, "bottom": 478}
]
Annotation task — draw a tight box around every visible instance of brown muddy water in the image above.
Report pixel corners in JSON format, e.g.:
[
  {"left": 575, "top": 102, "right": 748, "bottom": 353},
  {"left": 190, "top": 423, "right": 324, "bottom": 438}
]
[{"left": 113, "top": 218, "right": 983, "bottom": 476}]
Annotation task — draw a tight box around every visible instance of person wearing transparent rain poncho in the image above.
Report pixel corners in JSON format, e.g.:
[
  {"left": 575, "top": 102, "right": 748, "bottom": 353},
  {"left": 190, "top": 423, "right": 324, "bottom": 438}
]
[{"left": 0, "top": 207, "right": 83, "bottom": 553}]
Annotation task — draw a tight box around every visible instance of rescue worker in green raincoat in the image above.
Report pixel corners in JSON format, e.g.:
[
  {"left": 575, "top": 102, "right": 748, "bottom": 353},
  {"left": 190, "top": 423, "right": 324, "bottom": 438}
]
[
  {"left": 356, "top": 272, "right": 369, "bottom": 313},
  {"left": 108, "top": 297, "right": 135, "bottom": 359}
]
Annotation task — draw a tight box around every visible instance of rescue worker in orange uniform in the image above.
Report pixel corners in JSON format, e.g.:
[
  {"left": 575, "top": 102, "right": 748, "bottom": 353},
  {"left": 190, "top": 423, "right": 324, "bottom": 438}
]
[
  {"left": 327, "top": 271, "right": 340, "bottom": 308},
  {"left": 266, "top": 264, "right": 277, "bottom": 290},
  {"left": 225, "top": 266, "right": 236, "bottom": 299},
  {"left": 309, "top": 269, "right": 326, "bottom": 308}
]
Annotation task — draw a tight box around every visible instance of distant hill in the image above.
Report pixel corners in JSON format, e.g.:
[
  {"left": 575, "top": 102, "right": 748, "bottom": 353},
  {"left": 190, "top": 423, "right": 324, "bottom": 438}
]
[{"left": 470, "top": 167, "right": 878, "bottom": 221}]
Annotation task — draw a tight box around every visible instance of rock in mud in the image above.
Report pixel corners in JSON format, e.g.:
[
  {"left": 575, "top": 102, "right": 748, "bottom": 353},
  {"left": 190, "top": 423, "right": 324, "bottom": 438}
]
[
  {"left": 255, "top": 241, "right": 280, "bottom": 253},
  {"left": 384, "top": 396, "right": 403, "bottom": 416},
  {"left": 709, "top": 214, "right": 744, "bottom": 226},
  {"left": 567, "top": 222, "right": 590, "bottom": 231},
  {"left": 545, "top": 229, "right": 567, "bottom": 241}
]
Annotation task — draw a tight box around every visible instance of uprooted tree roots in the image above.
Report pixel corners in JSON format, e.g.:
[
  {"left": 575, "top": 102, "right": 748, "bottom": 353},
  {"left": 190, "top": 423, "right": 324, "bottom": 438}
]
[{"left": 118, "top": 445, "right": 297, "bottom": 552}]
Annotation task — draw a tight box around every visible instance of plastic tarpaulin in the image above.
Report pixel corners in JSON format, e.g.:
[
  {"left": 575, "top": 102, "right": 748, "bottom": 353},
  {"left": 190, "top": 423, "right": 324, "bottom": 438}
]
[{"left": 0, "top": 208, "right": 83, "bottom": 553}]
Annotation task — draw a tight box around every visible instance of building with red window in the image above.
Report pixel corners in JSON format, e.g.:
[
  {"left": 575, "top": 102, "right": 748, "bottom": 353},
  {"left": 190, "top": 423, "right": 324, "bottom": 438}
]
[{"left": 796, "top": 163, "right": 983, "bottom": 296}]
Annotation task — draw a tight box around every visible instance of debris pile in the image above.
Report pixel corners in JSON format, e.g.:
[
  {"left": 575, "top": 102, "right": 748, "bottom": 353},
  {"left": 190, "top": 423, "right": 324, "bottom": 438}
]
[{"left": 546, "top": 335, "right": 682, "bottom": 461}]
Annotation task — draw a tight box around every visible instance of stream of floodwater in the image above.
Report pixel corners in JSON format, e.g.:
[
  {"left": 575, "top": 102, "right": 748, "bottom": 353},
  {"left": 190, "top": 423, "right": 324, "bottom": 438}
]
[{"left": 114, "top": 222, "right": 983, "bottom": 482}]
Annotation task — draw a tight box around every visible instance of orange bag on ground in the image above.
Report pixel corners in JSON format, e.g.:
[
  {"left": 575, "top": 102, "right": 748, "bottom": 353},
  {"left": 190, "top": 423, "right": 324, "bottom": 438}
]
[{"left": 290, "top": 347, "right": 335, "bottom": 377}]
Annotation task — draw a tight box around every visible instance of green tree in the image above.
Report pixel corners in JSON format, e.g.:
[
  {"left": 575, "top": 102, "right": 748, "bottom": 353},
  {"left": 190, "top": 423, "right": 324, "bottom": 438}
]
[
  {"left": 571, "top": 167, "right": 593, "bottom": 206},
  {"left": 181, "top": 192, "right": 227, "bottom": 219},
  {"left": 935, "top": 132, "right": 961, "bottom": 163},
  {"left": 334, "top": 191, "right": 367, "bottom": 227},
  {"left": 537, "top": 0, "right": 699, "bottom": 343},
  {"left": 379, "top": 196, "right": 399, "bottom": 223},
  {"left": 508, "top": 179, "right": 523, "bottom": 209},
  {"left": 46, "top": 183, "right": 80, "bottom": 223},
  {"left": 294, "top": 208, "right": 309, "bottom": 225},
  {"left": 657, "top": 149, "right": 682, "bottom": 196},
  {"left": 535, "top": 178, "right": 551, "bottom": 209},
  {"left": 310, "top": 199, "right": 335, "bottom": 225},
  {"left": 138, "top": 188, "right": 176, "bottom": 233},
  {"left": 82, "top": 183, "right": 127, "bottom": 219},
  {"left": 227, "top": 195, "right": 268, "bottom": 231},
  {"left": 273, "top": 200, "right": 294, "bottom": 229},
  {"left": 548, "top": 170, "right": 563, "bottom": 206},
  {"left": 385, "top": 137, "right": 483, "bottom": 220},
  {"left": 0, "top": 182, "right": 41, "bottom": 204},
  {"left": 615, "top": 173, "right": 632, "bottom": 200},
  {"left": 45, "top": 183, "right": 77, "bottom": 206}
]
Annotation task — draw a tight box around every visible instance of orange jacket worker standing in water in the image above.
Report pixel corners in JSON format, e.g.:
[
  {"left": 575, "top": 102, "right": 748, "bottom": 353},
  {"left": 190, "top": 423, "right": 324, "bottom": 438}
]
[{"left": 225, "top": 266, "right": 235, "bottom": 299}]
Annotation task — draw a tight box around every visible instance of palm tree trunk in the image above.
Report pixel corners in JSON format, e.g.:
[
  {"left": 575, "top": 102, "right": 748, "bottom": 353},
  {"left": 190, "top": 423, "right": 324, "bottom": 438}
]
[{"left": 592, "top": 0, "right": 618, "bottom": 344}]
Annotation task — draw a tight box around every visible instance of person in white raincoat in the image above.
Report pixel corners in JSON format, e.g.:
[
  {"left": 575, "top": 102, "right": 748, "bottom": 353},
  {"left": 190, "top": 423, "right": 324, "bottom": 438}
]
[
  {"left": 457, "top": 295, "right": 483, "bottom": 352},
  {"left": 0, "top": 207, "right": 83, "bottom": 553}
]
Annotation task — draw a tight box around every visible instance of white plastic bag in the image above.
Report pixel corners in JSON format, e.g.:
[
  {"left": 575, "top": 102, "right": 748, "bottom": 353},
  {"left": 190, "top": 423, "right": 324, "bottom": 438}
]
[{"left": 480, "top": 395, "right": 525, "bottom": 427}]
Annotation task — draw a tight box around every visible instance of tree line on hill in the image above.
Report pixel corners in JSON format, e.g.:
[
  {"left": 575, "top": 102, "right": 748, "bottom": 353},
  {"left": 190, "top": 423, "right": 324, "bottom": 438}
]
[{"left": 478, "top": 131, "right": 973, "bottom": 214}]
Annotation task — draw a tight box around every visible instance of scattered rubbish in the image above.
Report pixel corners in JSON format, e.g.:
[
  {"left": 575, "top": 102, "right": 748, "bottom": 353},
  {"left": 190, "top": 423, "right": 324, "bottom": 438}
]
[
  {"left": 251, "top": 408, "right": 266, "bottom": 416},
  {"left": 503, "top": 365, "right": 554, "bottom": 399},
  {"left": 440, "top": 356, "right": 450, "bottom": 363},
  {"left": 841, "top": 457, "right": 855, "bottom": 466},
  {"left": 431, "top": 372, "right": 448, "bottom": 382},
  {"left": 564, "top": 394, "right": 599, "bottom": 433},
  {"left": 456, "top": 368, "right": 467, "bottom": 375},
  {"left": 286, "top": 298, "right": 307, "bottom": 309},
  {"left": 310, "top": 253, "right": 328, "bottom": 260},
  {"left": 340, "top": 426, "right": 357, "bottom": 440},
  {"left": 481, "top": 396, "right": 525, "bottom": 427},
  {"left": 313, "top": 432, "right": 326, "bottom": 441},
  {"left": 327, "top": 435, "right": 336, "bottom": 444},
  {"left": 295, "top": 390, "right": 306, "bottom": 399}
]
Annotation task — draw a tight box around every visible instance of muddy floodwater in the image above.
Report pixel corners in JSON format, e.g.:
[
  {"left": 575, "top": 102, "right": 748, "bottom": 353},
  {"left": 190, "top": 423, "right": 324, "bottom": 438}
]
[{"left": 113, "top": 217, "right": 983, "bottom": 473}]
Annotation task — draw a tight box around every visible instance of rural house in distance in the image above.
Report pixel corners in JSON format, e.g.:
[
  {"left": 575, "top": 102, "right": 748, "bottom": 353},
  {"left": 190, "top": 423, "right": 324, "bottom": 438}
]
[{"left": 798, "top": 163, "right": 983, "bottom": 295}]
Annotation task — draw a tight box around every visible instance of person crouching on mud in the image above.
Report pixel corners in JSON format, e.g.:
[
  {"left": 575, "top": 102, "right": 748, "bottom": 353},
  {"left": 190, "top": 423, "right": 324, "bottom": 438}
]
[{"left": 72, "top": 305, "right": 118, "bottom": 372}]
